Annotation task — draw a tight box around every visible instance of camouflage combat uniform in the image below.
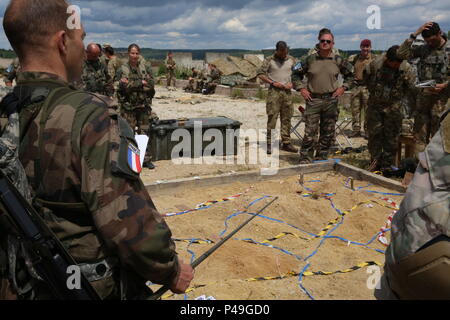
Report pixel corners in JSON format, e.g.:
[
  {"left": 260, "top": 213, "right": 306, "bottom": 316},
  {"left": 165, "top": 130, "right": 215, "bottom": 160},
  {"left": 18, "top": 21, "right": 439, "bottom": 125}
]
[
  {"left": 397, "top": 35, "right": 450, "bottom": 156},
  {"left": 348, "top": 53, "right": 376, "bottom": 134},
  {"left": 116, "top": 60, "right": 156, "bottom": 133},
  {"left": 377, "top": 108, "right": 450, "bottom": 299},
  {"left": 81, "top": 59, "right": 112, "bottom": 96},
  {"left": 204, "top": 67, "right": 221, "bottom": 95},
  {"left": 363, "top": 56, "right": 417, "bottom": 169},
  {"left": 12, "top": 71, "right": 179, "bottom": 299},
  {"left": 165, "top": 57, "right": 176, "bottom": 87},
  {"left": 293, "top": 52, "right": 354, "bottom": 162},
  {"left": 257, "top": 54, "right": 297, "bottom": 146}
]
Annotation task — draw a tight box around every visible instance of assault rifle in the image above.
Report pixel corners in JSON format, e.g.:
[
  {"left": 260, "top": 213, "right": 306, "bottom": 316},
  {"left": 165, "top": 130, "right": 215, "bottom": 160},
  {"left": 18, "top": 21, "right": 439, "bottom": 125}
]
[{"left": 0, "top": 170, "right": 100, "bottom": 300}]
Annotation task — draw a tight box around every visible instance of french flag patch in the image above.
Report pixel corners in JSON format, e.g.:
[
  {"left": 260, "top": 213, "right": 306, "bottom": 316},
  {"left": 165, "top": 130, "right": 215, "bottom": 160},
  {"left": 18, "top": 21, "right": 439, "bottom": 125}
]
[{"left": 127, "top": 143, "right": 142, "bottom": 174}]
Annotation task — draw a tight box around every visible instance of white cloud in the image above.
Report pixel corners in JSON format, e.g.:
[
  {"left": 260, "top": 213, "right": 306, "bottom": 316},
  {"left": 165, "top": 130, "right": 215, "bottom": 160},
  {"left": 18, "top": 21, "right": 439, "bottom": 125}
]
[{"left": 219, "top": 17, "right": 248, "bottom": 33}]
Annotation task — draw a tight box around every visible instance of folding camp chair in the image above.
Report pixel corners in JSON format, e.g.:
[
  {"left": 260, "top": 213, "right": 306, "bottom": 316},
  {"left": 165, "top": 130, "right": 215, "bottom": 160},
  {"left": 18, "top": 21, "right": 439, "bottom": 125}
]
[
  {"left": 335, "top": 117, "right": 354, "bottom": 150},
  {"left": 290, "top": 106, "right": 305, "bottom": 142}
]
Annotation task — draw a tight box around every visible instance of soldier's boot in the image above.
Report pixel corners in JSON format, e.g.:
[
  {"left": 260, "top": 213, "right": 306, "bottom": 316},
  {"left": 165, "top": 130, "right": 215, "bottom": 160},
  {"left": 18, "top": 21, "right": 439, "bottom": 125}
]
[
  {"left": 143, "top": 161, "right": 155, "bottom": 170},
  {"left": 299, "top": 150, "right": 314, "bottom": 165},
  {"left": 316, "top": 151, "right": 329, "bottom": 161},
  {"left": 281, "top": 143, "right": 298, "bottom": 153}
]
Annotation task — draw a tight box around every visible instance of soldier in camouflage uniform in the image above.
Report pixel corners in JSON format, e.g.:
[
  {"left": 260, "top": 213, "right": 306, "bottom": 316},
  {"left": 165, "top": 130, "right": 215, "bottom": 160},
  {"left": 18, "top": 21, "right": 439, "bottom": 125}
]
[
  {"left": 258, "top": 41, "right": 298, "bottom": 154},
  {"left": 0, "top": 0, "right": 193, "bottom": 300},
  {"left": 363, "top": 46, "right": 417, "bottom": 171},
  {"left": 4, "top": 57, "right": 20, "bottom": 87},
  {"left": 165, "top": 52, "right": 176, "bottom": 88},
  {"left": 81, "top": 43, "right": 112, "bottom": 96},
  {"left": 203, "top": 64, "right": 222, "bottom": 95},
  {"left": 348, "top": 39, "right": 376, "bottom": 138},
  {"left": 116, "top": 43, "right": 157, "bottom": 169},
  {"left": 294, "top": 31, "right": 354, "bottom": 163},
  {"left": 103, "top": 45, "right": 121, "bottom": 88},
  {"left": 397, "top": 22, "right": 450, "bottom": 157},
  {"left": 376, "top": 105, "right": 450, "bottom": 299}
]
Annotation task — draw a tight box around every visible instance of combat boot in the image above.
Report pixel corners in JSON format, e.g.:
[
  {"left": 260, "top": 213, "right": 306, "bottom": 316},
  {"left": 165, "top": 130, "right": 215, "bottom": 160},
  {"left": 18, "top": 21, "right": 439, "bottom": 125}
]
[
  {"left": 281, "top": 143, "right": 298, "bottom": 153},
  {"left": 143, "top": 162, "right": 155, "bottom": 170}
]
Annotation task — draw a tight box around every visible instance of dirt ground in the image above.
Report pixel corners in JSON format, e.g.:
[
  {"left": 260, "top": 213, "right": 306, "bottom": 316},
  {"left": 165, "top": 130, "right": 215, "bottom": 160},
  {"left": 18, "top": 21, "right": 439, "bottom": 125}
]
[
  {"left": 149, "top": 171, "right": 403, "bottom": 300},
  {"left": 142, "top": 86, "right": 367, "bottom": 184}
]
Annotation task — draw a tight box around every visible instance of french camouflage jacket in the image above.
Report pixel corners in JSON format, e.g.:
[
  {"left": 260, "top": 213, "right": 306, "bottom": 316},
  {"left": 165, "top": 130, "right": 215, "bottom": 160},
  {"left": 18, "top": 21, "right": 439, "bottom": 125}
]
[
  {"left": 14, "top": 72, "right": 179, "bottom": 298},
  {"left": 116, "top": 61, "right": 155, "bottom": 111},
  {"left": 362, "top": 55, "right": 417, "bottom": 105},
  {"left": 81, "top": 59, "right": 112, "bottom": 96}
]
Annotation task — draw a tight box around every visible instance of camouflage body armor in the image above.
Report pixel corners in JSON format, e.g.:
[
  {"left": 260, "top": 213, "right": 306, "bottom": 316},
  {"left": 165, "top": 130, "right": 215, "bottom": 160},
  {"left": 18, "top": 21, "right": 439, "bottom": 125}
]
[{"left": 382, "top": 108, "right": 450, "bottom": 299}]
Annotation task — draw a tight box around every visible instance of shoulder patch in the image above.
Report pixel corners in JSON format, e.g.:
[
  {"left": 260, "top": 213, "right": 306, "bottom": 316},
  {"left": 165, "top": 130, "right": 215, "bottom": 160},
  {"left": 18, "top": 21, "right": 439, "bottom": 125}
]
[
  {"left": 127, "top": 142, "right": 142, "bottom": 174},
  {"left": 442, "top": 111, "right": 450, "bottom": 153}
]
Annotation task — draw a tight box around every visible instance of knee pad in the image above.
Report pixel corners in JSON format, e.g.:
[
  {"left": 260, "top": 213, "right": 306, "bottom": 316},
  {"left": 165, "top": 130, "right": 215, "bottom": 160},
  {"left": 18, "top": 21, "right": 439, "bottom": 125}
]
[{"left": 389, "top": 236, "right": 450, "bottom": 300}]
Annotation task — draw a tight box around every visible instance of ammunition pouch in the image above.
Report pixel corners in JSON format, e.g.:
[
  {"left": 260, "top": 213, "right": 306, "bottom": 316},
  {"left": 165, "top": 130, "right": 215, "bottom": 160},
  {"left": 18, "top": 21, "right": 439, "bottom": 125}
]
[{"left": 389, "top": 236, "right": 450, "bottom": 300}]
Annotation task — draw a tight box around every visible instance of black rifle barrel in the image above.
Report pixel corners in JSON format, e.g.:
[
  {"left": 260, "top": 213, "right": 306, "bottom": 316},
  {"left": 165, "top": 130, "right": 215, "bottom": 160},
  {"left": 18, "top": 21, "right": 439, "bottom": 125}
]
[{"left": 150, "top": 196, "right": 279, "bottom": 300}]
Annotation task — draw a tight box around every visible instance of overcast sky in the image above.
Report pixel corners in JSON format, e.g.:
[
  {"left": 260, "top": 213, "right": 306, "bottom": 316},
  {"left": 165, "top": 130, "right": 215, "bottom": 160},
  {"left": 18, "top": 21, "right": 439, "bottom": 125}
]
[{"left": 0, "top": 0, "right": 449, "bottom": 50}]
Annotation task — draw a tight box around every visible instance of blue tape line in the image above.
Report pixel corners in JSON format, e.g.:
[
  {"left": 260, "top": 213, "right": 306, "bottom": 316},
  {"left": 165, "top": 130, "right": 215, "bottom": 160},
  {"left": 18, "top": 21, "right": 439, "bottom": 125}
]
[
  {"left": 298, "top": 263, "right": 315, "bottom": 300},
  {"left": 237, "top": 238, "right": 303, "bottom": 260},
  {"left": 363, "top": 190, "right": 404, "bottom": 196}
]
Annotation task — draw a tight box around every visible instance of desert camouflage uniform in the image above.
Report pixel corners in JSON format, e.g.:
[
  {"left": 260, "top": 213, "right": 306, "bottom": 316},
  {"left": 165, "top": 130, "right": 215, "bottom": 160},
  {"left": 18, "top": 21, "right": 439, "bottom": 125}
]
[
  {"left": 377, "top": 108, "right": 450, "bottom": 299},
  {"left": 363, "top": 56, "right": 417, "bottom": 168},
  {"left": 348, "top": 53, "right": 376, "bottom": 133},
  {"left": 81, "top": 59, "right": 112, "bottom": 96},
  {"left": 8, "top": 71, "right": 178, "bottom": 299},
  {"left": 257, "top": 54, "right": 297, "bottom": 146},
  {"left": 397, "top": 35, "right": 450, "bottom": 156},
  {"left": 165, "top": 57, "right": 176, "bottom": 87},
  {"left": 293, "top": 53, "right": 354, "bottom": 162}
]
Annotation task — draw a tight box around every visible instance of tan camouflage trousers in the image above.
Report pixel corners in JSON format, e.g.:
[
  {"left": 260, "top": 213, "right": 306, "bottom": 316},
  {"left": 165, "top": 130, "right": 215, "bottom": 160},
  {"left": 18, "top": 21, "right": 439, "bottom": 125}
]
[
  {"left": 351, "top": 86, "right": 369, "bottom": 133},
  {"left": 266, "top": 88, "right": 294, "bottom": 145},
  {"left": 413, "top": 93, "right": 448, "bottom": 156},
  {"left": 167, "top": 70, "right": 176, "bottom": 87},
  {"left": 300, "top": 97, "right": 339, "bottom": 161},
  {"left": 366, "top": 102, "right": 403, "bottom": 168}
]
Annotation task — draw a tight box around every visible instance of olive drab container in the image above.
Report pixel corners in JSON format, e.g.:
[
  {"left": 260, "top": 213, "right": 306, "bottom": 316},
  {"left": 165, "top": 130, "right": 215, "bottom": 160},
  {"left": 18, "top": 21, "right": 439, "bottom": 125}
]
[{"left": 149, "top": 117, "right": 242, "bottom": 161}]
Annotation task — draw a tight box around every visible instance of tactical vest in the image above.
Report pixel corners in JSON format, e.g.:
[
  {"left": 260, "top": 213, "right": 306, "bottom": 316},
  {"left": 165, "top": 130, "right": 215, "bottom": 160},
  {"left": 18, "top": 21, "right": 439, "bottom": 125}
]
[
  {"left": 82, "top": 60, "right": 109, "bottom": 95},
  {"left": 118, "top": 62, "right": 154, "bottom": 111},
  {"left": 370, "top": 59, "right": 410, "bottom": 103},
  {"left": 417, "top": 41, "right": 450, "bottom": 83}
]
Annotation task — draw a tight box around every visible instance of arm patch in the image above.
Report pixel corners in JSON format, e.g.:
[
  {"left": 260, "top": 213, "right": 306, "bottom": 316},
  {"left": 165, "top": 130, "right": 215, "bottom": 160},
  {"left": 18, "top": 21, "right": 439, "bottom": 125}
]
[{"left": 111, "top": 116, "right": 141, "bottom": 180}]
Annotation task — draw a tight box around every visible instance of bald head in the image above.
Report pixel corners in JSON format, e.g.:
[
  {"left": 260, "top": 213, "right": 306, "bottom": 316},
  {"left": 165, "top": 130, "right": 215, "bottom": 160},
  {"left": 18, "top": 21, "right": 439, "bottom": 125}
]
[
  {"left": 3, "top": 0, "right": 72, "bottom": 58},
  {"left": 86, "top": 43, "right": 101, "bottom": 61}
]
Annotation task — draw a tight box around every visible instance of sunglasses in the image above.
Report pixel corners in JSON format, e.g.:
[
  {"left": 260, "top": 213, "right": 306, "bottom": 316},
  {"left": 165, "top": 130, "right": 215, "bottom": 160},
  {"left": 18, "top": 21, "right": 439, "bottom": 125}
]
[{"left": 320, "top": 40, "right": 332, "bottom": 44}]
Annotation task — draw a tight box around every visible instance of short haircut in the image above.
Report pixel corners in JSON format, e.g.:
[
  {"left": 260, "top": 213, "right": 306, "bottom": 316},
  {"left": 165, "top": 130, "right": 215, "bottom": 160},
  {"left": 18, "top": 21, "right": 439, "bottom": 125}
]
[
  {"left": 128, "top": 43, "right": 140, "bottom": 53},
  {"left": 422, "top": 22, "right": 441, "bottom": 38},
  {"left": 386, "top": 45, "right": 403, "bottom": 62},
  {"left": 276, "top": 41, "right": 288, "bottom": 51},
  {"left": 319, "top": 29, "right": 334, "bottom": 40},
  {"left": 3, "top": 0, "right": 71, "bottom": 57},
  {"left": 318, "top": 28, "right": 331, "bottom": 39},
  {"left": 104, "top": 46, "right": 114, "bottom": 55}
]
